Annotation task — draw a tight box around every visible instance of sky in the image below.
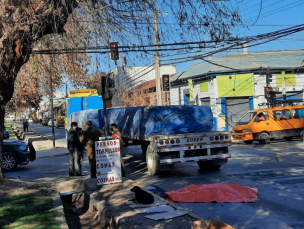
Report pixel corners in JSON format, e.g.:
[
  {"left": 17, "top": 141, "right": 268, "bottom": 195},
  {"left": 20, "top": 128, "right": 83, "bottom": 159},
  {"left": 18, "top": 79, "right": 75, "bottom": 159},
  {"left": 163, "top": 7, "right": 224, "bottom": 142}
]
[
  {"left": 176, "top": 0, "right": 304, "bottom": 72},
  {"left": 62, "top": 0, "right": 304, "bottom": 93}
]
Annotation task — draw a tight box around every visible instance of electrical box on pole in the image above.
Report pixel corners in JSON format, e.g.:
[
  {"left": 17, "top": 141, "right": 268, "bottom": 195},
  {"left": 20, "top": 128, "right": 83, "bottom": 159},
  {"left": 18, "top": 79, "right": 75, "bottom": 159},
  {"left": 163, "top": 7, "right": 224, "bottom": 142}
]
[
  {"left": 109, "top": 41, "right": 119, "bottom": 61},
  {"left": 162, "top": 74, "right": 170, "bottom": 92},
  {"left": 106, "top": 72, "right": 115, "bottom": 89},
  {"left": 266, "top": 73, "right": 273, "bottom": 87}
]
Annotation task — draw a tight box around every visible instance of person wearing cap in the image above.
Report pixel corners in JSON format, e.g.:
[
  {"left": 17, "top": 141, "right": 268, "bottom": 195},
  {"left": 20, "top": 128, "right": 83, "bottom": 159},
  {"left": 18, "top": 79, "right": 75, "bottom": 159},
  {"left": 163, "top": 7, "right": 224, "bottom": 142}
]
[
  {"left": 110, "top": 123, "right": 126, "bottom": 177},
  {"left": 80, "top": 121, "right": 102, "bottom": 178},
  {"left": 67, "top": 122, "right": 83, "bottom": 176}
]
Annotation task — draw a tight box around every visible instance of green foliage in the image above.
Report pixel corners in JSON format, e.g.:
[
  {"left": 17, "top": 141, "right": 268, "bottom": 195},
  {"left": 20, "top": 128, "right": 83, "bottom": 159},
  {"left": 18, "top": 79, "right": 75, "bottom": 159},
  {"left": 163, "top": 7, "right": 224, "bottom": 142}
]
[
  {"left": 4, "top": 124, "right": 16, "bottom": 140},
  {"left": 0, "top": 194, "right": 59, "bottom": 229}
]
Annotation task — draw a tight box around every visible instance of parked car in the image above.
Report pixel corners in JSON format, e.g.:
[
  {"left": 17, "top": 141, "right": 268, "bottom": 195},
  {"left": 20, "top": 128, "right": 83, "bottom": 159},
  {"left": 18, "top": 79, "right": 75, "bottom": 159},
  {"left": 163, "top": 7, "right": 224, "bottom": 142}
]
[
  {"left": 2, "top": 140, "right": 35, "bottom": 171},
  {"left": 56, "top": 116, "right": 65, "bottom": 129},
  {"left": 42, "top": 117, "right": 51, "bottom": 126},
  {"left": 28, "top": 118, "right": 34, "bottom": 123},
  {"left": 48, "top": 119, "right": 56, "bottom": 127},
  {"left": 34, "top": 118, "right": 40, "bottom": 124}
]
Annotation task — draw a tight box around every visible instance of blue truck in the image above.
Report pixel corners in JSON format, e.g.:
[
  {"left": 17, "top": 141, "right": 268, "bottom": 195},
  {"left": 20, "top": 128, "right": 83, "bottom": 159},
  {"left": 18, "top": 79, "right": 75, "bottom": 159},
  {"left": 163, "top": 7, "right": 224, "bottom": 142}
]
[
  {"left": 69, "top": 106, "right": 231, "bottom": 175},
  {"left": 65, "top": 89, "right": 103, "bottom": 136}
]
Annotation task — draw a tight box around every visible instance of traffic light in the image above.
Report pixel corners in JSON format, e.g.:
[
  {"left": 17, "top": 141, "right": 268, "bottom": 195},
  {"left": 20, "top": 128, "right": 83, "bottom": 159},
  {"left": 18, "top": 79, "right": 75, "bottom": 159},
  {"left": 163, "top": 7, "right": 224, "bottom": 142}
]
[
  {"left": 109, "top": 41, "right": 119, "bottom": 61},
  {"left": 266, "top": 73, "right": 273, "bottom": 86},
  {"left": 265, "top": 87, "right": 271, "bottom": 99},
  {"left": 162, "top": 74, "right": 170, "bottom": 91},
  {"left": 264, "top": 86, "right": 279, "bottom": 100}
]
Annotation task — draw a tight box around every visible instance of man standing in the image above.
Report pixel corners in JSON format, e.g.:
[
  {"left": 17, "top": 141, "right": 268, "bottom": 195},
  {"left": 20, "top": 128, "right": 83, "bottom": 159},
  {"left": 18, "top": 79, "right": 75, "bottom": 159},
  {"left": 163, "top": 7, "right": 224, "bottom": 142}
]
[
  {"left": 23, "top": 118, "right": 29, "bottom": 132},
  {"left": 67, "top": 122, "right": 83, "bottom": 176},
  {"left": 80, "top": 121, "right": 101, "bottom": 178},
  {"left": 110, "top": 123, "right": 126, "bottom": 177}
]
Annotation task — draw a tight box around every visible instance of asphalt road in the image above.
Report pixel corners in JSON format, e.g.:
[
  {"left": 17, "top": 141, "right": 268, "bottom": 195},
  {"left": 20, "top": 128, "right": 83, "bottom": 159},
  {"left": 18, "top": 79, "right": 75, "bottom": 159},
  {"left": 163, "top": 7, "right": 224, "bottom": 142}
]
[
  {"left": 8, "top": 122, "right": 304, "bottom": 229},
  {"left": 123, "top": 139, "right": 304, "bottom": 229}
]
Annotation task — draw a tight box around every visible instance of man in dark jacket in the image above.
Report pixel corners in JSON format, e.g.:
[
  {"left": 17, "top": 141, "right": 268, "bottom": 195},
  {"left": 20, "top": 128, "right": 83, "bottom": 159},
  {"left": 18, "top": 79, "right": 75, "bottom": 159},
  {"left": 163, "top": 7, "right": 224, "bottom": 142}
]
[
  {"left": 67, "top": 122, "right": 82, "bottom": 176},
  {"left": 23, "top": 119, "right": 29, "bottom": 132},
  {"left": 111, "top": 123, "right": 126, "bottom": 177},
  {"left": 80, "top": 121, "right": 101, "bottom": 178}
]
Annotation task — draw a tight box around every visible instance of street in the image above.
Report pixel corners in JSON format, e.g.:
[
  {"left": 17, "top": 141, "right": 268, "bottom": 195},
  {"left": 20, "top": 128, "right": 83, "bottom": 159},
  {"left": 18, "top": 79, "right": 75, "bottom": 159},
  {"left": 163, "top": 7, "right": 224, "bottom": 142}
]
[
  {"left": 26, "top": 121, "right": 67, "bottom": 147},
  {"left": 6, "top": 123, "right": 304, "bottom": 229}
]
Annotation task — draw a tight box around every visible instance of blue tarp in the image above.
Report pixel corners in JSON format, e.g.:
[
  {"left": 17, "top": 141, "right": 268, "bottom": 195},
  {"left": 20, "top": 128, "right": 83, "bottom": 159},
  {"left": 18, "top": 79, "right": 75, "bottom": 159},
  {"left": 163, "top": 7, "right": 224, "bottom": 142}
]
[
  {"left": 71, "top": 109, "right": 99, "bottom": 129},
  {"left": 71, "top": 105, "right": 213, "bottom": 138},
  {"left": 139, "top": 106, "right": 213, "bottom": 136}
]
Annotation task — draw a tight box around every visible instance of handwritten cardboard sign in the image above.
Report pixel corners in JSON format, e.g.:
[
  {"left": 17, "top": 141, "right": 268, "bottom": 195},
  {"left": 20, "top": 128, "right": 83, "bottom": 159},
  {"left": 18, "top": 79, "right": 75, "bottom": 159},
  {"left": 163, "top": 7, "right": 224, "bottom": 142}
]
[{"left": 95, "top": 139, "right": 122, "bottom": 185}]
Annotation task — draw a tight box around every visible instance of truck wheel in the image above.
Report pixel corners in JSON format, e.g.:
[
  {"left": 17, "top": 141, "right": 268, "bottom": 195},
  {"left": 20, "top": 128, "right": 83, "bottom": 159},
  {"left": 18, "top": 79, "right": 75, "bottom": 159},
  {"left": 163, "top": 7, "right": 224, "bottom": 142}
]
[
  {"left": 258, "top": 132, "right": 270, "bottom": 144},
  {"left": 146, "top": 145, "right": 159, "bottom": 175},
  {"left": 197, "top": 161, "right": 212, "bottom": 170},
  {"left": 197, "top": 161, "right": 221, "bottom": 170},
  {"left": 284, "top": 137, "right": 292, "bottom": 141},
  {"left": 2, "top": 152, "right": 19, "bottom": 172},
  {"left": 141, "top": 141, "right": 150, "bottom": 154},
  {"left": 300, "top": 131, "right": 303, "bottom": 141},
  {"left": 244, "top": 140, "right": 253, "bottom": 144}
]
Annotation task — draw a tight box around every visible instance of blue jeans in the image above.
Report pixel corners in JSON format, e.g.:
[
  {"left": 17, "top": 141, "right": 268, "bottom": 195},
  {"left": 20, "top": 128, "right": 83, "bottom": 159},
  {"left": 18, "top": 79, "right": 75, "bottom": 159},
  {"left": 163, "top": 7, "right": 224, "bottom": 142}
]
[{"left": 69, "top": 149, "right": 83, "bottom": 175}]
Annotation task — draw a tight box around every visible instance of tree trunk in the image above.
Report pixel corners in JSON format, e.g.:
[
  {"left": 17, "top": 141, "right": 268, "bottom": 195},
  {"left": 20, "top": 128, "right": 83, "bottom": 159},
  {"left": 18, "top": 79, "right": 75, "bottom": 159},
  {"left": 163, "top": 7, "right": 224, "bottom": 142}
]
[
  {"left": 0, "top": 0, "right": 78, "bottom": 181},
  {"left": 0, "top": 104, "right": 4, "bottom": 179}
]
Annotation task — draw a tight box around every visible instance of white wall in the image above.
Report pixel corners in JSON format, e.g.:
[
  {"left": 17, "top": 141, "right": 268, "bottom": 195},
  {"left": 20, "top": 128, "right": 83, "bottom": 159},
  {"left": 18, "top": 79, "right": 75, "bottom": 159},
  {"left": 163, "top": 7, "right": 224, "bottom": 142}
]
[
  {"left": 111, "top": 66, "right": 176, "bottom": 90},
  {"left": 111, "top": 66, "right": 176, "bottom": 106}
]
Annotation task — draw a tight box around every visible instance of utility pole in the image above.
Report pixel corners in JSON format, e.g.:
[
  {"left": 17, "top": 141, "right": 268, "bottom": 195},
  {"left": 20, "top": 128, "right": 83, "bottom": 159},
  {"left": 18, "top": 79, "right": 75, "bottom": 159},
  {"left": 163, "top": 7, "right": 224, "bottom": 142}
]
[
  {"left": 282, "top": 71, "right": 286, "bottom": 100},
  {"left": 142, "top": 3, "right": 168, "bottom": 106},
  {"left": 50, "top": 55, "right": 55, "bottom": 149},
  {"left": 101, "top": 76, "right": 108, "bottom": 137},
  {"left": 152, "top": 2, "right": 161, "bottom": 106}
]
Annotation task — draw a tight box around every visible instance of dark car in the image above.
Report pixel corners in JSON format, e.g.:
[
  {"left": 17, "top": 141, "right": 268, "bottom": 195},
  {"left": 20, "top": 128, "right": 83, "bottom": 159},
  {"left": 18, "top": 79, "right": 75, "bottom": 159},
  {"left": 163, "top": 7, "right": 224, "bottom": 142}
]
[{"left": 2, "top": 140, "right": 36, "bottom": 171}]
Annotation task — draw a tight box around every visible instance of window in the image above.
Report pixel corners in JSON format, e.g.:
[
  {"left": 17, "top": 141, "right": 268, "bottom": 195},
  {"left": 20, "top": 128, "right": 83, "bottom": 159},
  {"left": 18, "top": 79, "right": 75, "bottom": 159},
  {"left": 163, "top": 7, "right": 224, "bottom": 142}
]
[
  {"left": 272, "top": 110, "right": 291, "bottom": 121},
  {"left": 254, "top": 112, "right": 269, "bottom": 122},
  {"left": 292, "top": 108, "right": 304, "bottom": 119},
  {"left": 238, "top": 112, "right": 257, "bottom": 125}
]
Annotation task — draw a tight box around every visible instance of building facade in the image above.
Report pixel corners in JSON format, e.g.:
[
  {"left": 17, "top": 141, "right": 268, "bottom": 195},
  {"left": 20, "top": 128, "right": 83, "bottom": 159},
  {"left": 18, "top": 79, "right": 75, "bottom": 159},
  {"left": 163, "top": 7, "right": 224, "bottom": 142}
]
[
  {"left": 170, "top": 49, "right": 304, "bottom": 132},
  {"left": 109, "top": 66, "right": 176, "bottom": 107}
]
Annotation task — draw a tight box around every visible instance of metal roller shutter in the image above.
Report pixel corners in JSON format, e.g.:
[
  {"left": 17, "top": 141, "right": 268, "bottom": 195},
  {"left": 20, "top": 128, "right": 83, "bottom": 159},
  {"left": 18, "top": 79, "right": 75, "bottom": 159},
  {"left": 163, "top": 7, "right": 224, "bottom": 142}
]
[{"left": 226, "top": 98, "right": 250, "bottom": 132}]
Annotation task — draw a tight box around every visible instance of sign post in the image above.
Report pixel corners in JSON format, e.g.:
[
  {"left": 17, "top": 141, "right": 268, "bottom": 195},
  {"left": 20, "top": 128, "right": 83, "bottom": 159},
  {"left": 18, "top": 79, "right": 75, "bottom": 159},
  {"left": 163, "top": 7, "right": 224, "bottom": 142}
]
[{"left": 95, "top": 138, "right": 122, "bottom": 185}]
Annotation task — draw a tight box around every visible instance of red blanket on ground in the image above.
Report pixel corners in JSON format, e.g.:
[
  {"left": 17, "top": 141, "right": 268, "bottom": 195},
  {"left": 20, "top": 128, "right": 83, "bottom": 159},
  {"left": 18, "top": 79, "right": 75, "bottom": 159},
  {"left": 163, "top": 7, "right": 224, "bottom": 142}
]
[{"left": 165, "top": 183, "right": 258, "bottom": 203}]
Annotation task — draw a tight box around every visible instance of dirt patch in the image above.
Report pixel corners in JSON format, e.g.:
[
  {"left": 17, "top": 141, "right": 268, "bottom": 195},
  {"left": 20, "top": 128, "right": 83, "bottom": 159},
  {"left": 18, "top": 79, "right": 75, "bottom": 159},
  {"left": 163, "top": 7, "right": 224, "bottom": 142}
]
[
  {"left": 0, "top": 178, "right": 57, "bottom": 198},
  {"left": 59, "top": 180, "right": 196, "bottom": 229}
]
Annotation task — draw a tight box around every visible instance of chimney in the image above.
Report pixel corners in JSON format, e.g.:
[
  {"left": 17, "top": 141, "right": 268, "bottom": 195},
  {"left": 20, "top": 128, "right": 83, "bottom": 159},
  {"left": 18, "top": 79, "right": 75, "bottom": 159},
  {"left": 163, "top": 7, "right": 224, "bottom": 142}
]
[
  {"left": 208, "top": 55, "right": 212, "bottom": 60},
  {"left": 242, "top": 41, "right": 248, "bottom": 54}
]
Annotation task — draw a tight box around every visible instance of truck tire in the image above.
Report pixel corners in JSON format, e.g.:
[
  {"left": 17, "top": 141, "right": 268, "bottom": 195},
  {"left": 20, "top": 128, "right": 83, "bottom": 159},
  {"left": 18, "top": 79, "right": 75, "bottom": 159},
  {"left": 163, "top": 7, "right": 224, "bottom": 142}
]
[
  {"left": 146, "top": 145, "right": 159, "bottom": 175},
  {"left": 244, "top": 140, "right": 253, "bottom": 144},
  {"left": 284, "top": 136, "right": 292, "bottom": 141},
  {"left": 197, "top": 161, "right": 221, "bottom": 170},
  {"left": 2, "top": 152, "right": 19, "bottom": 172},
  {"left": 141, "top": 141, "right": 150, "bottom": 154},
  {"left": 258, "top": 132, "right": 270, "bottom": 144}
]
